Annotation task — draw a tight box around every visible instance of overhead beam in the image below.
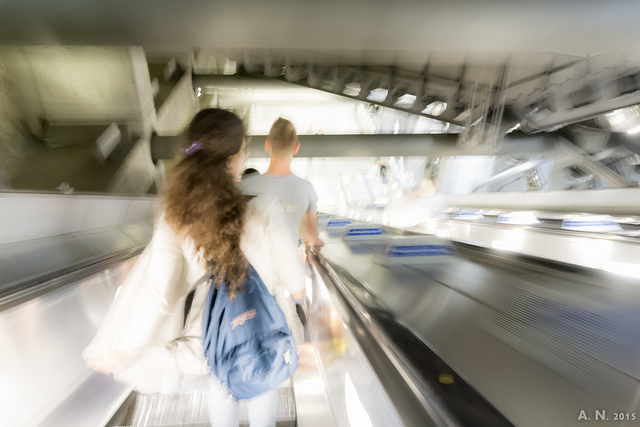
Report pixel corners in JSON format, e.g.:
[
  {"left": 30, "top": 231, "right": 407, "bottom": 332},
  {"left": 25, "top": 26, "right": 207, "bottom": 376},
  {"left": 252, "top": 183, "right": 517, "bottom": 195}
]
[
  {"left": 192, "top": 74, "right": 296, "bottom": 90},
  {"left": 471, "top": 157, "right": 548, "bottom": 192},
  {"left": 193, "top": 72, "right": 468, "bottom": 127},
  {"left": 151, "top": 133, "right": 557, "bottom": 161},
  {"left": 558, "top": 140, "right": 630, "bottom": 188}
]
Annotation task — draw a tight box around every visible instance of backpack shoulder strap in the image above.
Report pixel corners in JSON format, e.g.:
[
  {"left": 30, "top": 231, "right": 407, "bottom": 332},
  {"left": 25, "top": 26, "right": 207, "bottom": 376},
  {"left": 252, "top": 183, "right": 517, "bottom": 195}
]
[{"left": 183, "top": 269, "right": 214, "bottom": 327}]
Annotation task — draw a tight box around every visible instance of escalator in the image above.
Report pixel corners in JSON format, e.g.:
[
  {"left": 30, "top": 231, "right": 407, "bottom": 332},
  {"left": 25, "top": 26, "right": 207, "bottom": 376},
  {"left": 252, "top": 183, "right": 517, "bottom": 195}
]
[
  {"left": 1, "top": 249, "right": 143, "bottom": 427},
  {"left": 316, "top": 217, "right": 640, "bottom": 427},
  {"left": 0, "top": 193, "right": 155, "bottom": 427},
  {"left": 12, "top": 206, "right": 634, "bottom": 426},
  {"left": 2, "top": 211, "right": 516, "bottom": 427}
]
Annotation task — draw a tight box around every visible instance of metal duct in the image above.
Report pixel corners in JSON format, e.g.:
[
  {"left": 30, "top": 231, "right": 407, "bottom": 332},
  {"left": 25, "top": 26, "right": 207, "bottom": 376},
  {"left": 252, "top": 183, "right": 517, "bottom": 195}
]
[{"left": 151, "top": 133, "right": 556, "bottom": 161}]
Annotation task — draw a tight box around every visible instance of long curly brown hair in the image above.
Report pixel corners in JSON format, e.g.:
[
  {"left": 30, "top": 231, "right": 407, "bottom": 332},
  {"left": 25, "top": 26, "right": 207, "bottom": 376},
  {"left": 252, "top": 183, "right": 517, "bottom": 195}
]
[{"left": 164, "top": 109, "right": 249, "bottom": 298}]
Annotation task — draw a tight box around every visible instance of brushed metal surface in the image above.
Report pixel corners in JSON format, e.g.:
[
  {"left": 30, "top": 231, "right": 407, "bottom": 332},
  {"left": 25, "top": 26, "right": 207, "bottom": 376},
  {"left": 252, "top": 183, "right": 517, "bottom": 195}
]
[
  {"left": 305, "top": 261, "right": 404, "bottom": 427},
  {"left": 0, "top": 258, "right": 137, "bottom": 427},
  {"left": 317, "top": 227, "right": 640, "bottom": 427},
  {"left": 294, "top": 342, "right": 337, "bottom": 427}
]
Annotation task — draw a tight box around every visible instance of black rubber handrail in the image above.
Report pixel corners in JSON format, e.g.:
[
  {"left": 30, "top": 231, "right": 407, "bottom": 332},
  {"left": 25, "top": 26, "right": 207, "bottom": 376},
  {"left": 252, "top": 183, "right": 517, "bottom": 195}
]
[{"left": 0, "top": 245, "right": 145, "bottom": 312}]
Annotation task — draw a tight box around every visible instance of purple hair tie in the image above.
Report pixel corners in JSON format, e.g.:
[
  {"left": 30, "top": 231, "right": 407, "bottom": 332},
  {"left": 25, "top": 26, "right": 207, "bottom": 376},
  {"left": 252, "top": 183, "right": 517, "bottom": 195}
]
[{"left": 182, "top": 141, "right": 202, "bottom": 155}]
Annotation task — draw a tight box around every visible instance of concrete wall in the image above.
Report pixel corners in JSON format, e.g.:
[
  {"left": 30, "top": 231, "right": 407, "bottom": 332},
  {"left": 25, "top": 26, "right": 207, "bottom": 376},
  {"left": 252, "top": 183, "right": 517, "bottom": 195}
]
[
  {"left": 0, "top": 46, "right": 153, "bottom": 130},
  {"left": 107, "top": 137, "right": 157, "bottom": 194},
  {"left": 0, "top": 192, "right": 158, "bottom": 245},
  {"left": 154, "top": 70, "right": 197, "bottom": 136},
  {"left": 0, "top": 46, "right": 162, "bottom": 192},
  {"left": 0, "top": 48, "right": 43, "bottom": 136},
  {"left": 0, "top": 54, "right": 29, "bottom": 180},
  {"left": 130, "top": 46, "right": 157, "bottom": 137}
]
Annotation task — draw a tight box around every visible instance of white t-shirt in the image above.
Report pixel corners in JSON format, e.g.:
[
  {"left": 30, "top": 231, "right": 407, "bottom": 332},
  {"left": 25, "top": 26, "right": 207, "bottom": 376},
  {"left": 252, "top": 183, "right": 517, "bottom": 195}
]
[{"left": 239, "top": 173, "right": 318, "bottom": 241}]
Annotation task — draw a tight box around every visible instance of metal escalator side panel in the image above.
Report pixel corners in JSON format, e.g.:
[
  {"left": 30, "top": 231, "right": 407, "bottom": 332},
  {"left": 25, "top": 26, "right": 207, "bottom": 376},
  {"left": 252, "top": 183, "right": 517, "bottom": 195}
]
[{"left": 308, "top": 249, "right": 514, "bottom": 427}]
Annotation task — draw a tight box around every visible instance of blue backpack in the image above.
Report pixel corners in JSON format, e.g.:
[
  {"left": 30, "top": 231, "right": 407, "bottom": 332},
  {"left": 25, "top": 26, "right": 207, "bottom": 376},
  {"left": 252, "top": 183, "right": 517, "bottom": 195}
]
[{"left": 201, "top": 263, "right": 298, "bottom": 400}]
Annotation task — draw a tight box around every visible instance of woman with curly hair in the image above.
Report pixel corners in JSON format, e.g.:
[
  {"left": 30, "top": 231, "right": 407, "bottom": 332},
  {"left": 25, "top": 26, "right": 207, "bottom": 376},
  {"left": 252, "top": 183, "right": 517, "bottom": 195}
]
[{"left": 83, "top": 108, "right": 305, "bottom": 426}]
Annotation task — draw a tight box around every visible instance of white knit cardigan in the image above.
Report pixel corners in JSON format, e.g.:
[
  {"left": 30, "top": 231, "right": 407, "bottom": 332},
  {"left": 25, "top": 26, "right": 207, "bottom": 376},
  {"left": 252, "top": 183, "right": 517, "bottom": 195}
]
[{"left": 82, "top": 196, "right": 306, "bottom": 394}]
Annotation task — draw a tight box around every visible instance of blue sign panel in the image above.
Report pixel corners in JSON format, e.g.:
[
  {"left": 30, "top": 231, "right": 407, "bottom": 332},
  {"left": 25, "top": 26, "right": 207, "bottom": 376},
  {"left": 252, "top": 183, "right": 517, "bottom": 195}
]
[
  {"left": 454, "top": 211, "right": 483, "bottom": 220},
  {"left": 563, "top": 220, "right": 617, "bottom": 227},
  {"left": 386, "top": 244, "right": 454, "bottom": 257},
  {"left": 345, "top": 228, "right": 386, "bottom": 236},
  {"left": 327, "top": 220, "right": 352, "bottom": 227}
]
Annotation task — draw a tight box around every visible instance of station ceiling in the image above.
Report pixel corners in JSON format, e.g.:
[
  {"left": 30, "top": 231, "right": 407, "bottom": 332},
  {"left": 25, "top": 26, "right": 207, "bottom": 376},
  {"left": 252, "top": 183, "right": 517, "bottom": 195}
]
[
  {"left": 3, "top": 1, "right": 640, "bottom": 141},
  {"left": 1, "top": 1, "right": 638, "bottom": 69}
]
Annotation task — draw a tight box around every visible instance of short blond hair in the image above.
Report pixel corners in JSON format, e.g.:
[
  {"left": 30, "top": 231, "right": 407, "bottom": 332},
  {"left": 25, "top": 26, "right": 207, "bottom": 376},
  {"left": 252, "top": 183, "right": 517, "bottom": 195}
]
[{"left": 268, "top": 118, "right": 298, "bottom": 153}]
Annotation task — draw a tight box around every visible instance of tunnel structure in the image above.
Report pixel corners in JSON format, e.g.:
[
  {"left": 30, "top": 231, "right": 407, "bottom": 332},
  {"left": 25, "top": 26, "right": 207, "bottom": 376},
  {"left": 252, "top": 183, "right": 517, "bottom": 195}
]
[{"left": 4, "top": 2, "right": 640, "bottom": 426}]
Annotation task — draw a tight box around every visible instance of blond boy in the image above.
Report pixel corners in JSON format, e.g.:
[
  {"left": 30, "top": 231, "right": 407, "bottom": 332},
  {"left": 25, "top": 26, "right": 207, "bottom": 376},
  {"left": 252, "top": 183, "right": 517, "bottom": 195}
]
[{"left": 240, "top": 118, "right": 322, "bottom": 247}]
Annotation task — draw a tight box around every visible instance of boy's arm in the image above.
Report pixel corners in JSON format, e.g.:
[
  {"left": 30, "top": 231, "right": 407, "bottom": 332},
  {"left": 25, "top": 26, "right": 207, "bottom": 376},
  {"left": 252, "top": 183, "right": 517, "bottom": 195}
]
[
  {"left": 303, "top": 210, "right": 323, "bottom": 247},
  {"left": 303, "top": 181, "right": 323, "bottom": 247}
]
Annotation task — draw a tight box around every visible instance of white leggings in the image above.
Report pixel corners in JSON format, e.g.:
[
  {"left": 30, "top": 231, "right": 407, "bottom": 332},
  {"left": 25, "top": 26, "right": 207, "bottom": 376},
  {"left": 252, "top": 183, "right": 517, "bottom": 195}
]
[{"left": 207, "top": 378, "right": 278, "bottom": 427}]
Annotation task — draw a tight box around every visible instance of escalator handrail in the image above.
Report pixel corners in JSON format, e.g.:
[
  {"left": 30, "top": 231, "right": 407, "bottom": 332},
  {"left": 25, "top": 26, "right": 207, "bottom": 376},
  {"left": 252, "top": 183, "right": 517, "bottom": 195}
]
[
  {"left": 411, "top": 216, "right": 640, "bottom": 244},
  {"left": 0, "top": 245, "right": 145, "bottom": 312},
  {"left": 309, "top": 247, "right": 514, "bottom": 427}
]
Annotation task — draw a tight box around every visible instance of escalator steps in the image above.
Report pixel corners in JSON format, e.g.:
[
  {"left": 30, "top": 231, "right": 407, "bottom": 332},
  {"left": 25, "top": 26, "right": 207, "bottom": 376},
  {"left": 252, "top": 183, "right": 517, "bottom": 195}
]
[{"left": 117, "top": 384, "right": 296, "bottom": 426}]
